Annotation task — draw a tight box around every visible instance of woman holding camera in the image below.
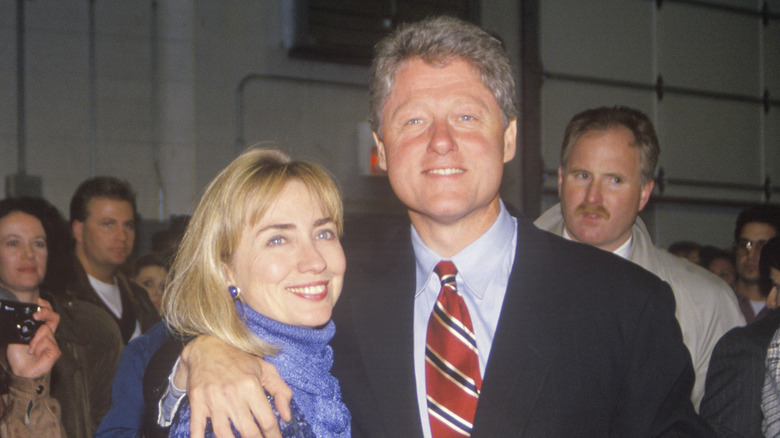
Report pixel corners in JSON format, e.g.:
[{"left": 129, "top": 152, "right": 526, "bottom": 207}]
[
  {"left": 0, "top": 200, "right": 65, "bottom": 436},
  {"left": 0, "top": 298, "right": 64, "bottom": 437},
  {"left": 0, "top": 292, "right": 64, "bottom": 437},
  {"left": 0, "top": 197, "right": 123, "bottom": 438}
]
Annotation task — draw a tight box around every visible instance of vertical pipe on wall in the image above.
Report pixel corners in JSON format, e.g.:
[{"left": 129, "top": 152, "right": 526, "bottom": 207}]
[
  {"left": 520, "top": 0, "right": 542, "bottom": 218},
  {"left": 758, "top": 1, "right": 767, "bottom": 198},
  {"left": 151, "top": 0, "right": 163, "bottom": 219},
  {"left": 236, "top": 76, "right": 247, "bottom": 155},
  {"left": 651, "top": 1, "right": 660, "bottom": 120},
  {"left": 88, "top": 0, "right": 96, "bottom": 176},
  {"left": 15, "top": 0, "right": 25, "bottom": 175},
  {"left": 650, "top": 0, "right": 661, "bottom": 243}
]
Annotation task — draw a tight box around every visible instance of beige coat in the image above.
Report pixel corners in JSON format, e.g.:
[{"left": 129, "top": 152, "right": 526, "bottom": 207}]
[{"left": 1, "top": 359, "right": 66, "bottom": 438}]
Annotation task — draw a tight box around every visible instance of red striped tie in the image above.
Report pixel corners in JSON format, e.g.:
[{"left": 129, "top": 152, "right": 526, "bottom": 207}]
[{"left": 425, "top": 261, "right": 482, "bottom": 437}]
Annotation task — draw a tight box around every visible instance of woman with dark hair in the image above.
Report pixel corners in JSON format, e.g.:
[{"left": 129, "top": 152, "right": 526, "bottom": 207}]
[
  {"left": 0, "top": 201, "right": 64, "bottom": 436},
  {"left": 130, "top": 252, "right": 168, "bottom": 311},
  {"left": 0, "top": 197, "right": 64, "bottom": 436},
  {"left": 0, "top": 197, "right": 123, "bottom": 438}
]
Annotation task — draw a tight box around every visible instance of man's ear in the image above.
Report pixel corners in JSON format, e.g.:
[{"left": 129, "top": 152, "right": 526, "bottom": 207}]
[
  {"left": 557, "top": 167, "right": 564, "bottom": 198},
  {"left": 502, "top": 119, "right": 517, "bottom": 163},
  {"left": 638, "top": 180, "right": 655, "bottom": 212},
  {"left": 72, "top": 220, "right": 84, "bottom": 244},
  {"left": 372, "top": 132, "right": 387, "bottom": 171}
]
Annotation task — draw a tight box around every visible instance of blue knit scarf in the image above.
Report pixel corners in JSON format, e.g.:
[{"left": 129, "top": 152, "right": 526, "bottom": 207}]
[{"left": 169, "top": 301, "right": 351, "bottom": 437}]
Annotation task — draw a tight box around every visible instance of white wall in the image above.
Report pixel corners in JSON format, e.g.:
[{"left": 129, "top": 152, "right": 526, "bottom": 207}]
[
  {"left": 539, "top": 0, "right": 780, "bottom": 249},
  {"left": 2, "top": 0, "right": 777, "bottom": 251},
  {"left": 1, "top": 0, "right": 521, "bottom": 221}
]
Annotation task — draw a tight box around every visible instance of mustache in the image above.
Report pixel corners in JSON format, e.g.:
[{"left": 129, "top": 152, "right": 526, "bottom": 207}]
[{"left": 575, "top": 203, "right": 611, "bottom": 220}]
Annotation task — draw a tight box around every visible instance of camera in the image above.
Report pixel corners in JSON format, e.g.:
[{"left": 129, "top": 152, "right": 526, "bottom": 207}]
[{"left": 0, "top": 299, "right": 43, "bottom": 344}]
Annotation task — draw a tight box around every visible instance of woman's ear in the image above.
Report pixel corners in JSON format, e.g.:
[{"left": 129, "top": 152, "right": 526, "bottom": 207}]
[{"left": 221, "top": 261, "right": 236, "bottom": 287}]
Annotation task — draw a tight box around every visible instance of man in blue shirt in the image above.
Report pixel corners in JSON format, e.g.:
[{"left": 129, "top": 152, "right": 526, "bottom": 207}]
[{"left": 158, "top": 16, "right": 711, "bottom": 438}]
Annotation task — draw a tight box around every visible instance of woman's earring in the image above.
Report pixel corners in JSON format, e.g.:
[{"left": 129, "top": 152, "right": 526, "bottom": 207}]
[{"left": 228, "top": 285, "right": 241, "bottom": 299}]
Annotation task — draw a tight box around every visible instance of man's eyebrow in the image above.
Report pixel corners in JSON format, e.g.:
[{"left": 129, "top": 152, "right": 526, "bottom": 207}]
[{"left": 604, "top": 171, "right": 627, "bottom": 179}]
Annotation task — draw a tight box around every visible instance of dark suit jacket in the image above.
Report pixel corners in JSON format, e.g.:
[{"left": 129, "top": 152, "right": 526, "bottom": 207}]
[
  {"left": 331, "top": 214, "right": 713, "bottom": 437},
  {"left": 700, "top": 309, "right": 780, "bottom": 437}
]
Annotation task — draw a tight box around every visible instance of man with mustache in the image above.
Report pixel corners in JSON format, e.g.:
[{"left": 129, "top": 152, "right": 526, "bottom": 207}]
[
  {"left": 535, "top": 106, "right": 745, "bottom": 410},
  {"left": 66, "top": 176, "right": 159, "bottom": 344}
]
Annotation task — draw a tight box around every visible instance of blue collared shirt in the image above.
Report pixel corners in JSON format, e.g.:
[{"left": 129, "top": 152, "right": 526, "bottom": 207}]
[{"left": 412, "top": 202, "right": 518, "bottom": 437}]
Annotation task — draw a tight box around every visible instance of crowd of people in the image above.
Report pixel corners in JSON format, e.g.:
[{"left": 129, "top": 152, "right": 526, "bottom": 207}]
[{"left": 1, "top": 14, "right": 780, "bottom": 438}]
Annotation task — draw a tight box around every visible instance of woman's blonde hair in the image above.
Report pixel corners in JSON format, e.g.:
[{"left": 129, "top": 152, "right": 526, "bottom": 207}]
[{"left": 162, "top": 147, "right": 343, "bottom": 356}]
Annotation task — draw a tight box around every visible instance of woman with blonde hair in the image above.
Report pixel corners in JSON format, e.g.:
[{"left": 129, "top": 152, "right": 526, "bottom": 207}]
[{"left": 163, "top": 147, "right": 350, "bottom": 437}]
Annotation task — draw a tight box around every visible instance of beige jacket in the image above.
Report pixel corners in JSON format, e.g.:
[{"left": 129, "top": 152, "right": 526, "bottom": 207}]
[
  {"left": 535, "top": 203, "right": 746, "bottom": 410},
  {"left": 1, "top": 363, "right": 66, "bottom": 438}
]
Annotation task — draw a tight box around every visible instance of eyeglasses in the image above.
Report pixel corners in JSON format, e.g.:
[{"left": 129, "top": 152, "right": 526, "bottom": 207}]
[{"left": 736, "top": 238, "right": 768, "bottom": 253}]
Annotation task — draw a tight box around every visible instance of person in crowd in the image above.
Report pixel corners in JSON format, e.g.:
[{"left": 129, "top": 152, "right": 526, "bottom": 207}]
[
  {"left": 700, "top": 245, "right": 737, "bottom": 290},
  {"left": 534, "top": 105, "right": 745, "bottom": 409},
  {"left": 131, "top": 252, "right": 168, "bottom": 311},
  {"left": 670, "top": 240, "right": 702, "bottom": 265},
  {"left": 699, "top": 237, "right": 780, "bottom": 437},
  {"left": 732, "top": 205, "right": 780, "bottom": 323},
  {"left": 65, "top": 176, "right": 159, "bottom": 343},
  {"left": 0, "top": 196, "right": 124, "bottom": 437},
  {"left": 95, "top": 219, "right": 183, "bottom": 437},
  {"left": 156, "top": 147, "right": 350, "bottom": 437},
  {"left": 154, "top": 16, "right": 712, "bottom": 437},
  {"left": 0, "top": 284, "right": 64, "bottom": 437},
  {"left": 95, "top": 319, "right": 170, "bottom": 438},
  {"left": 0, "top": 311, "right": 63, "bottom": 437},
  {"left": 765, "top": 243, "right": 780, "bottom": 435}
]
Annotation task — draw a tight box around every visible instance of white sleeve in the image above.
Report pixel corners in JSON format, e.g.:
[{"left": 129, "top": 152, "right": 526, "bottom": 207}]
[{"left": 157, "top": 357, "right": 188, "bottom": 427}]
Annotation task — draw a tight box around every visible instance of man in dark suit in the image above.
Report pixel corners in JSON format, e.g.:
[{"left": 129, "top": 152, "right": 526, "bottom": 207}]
[
  {"left": 700, "top": 310, "right": 780, "bottom": 437},
  {"left": 700, "top": 237, "right": 780, "bottom": 437},
  {"left": 167, "top": 16, "right": 712, "bottom": 437}
]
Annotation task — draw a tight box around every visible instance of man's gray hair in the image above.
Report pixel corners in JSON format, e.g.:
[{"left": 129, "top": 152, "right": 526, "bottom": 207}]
[{"left": 369, "top": 16, "right": 518, "bottom": 138}]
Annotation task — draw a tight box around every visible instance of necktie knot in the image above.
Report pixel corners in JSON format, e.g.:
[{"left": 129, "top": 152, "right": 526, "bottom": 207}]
[{"left": 434, "top": 261, "right": 457, "bottom": 287}]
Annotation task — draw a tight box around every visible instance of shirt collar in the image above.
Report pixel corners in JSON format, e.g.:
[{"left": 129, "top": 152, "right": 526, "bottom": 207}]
[
  {"left": 412, "top": 201, "right": 516, "bottom": 299},
  {"left": 561, "top": 226, "right": 633, "bottom": 259}
]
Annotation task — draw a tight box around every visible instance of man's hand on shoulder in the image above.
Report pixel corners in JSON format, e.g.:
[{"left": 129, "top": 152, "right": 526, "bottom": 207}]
[{"left": 179, "top": 335, "right": 292, "bottom": 438}]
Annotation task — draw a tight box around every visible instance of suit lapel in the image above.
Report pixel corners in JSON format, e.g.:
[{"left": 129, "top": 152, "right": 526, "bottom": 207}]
[
  {"left": 472, "top": 221, "right": 565, "bottom": 437},
  {"left": 350, "top": 229, "right": 424, "bottom": 437}
]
